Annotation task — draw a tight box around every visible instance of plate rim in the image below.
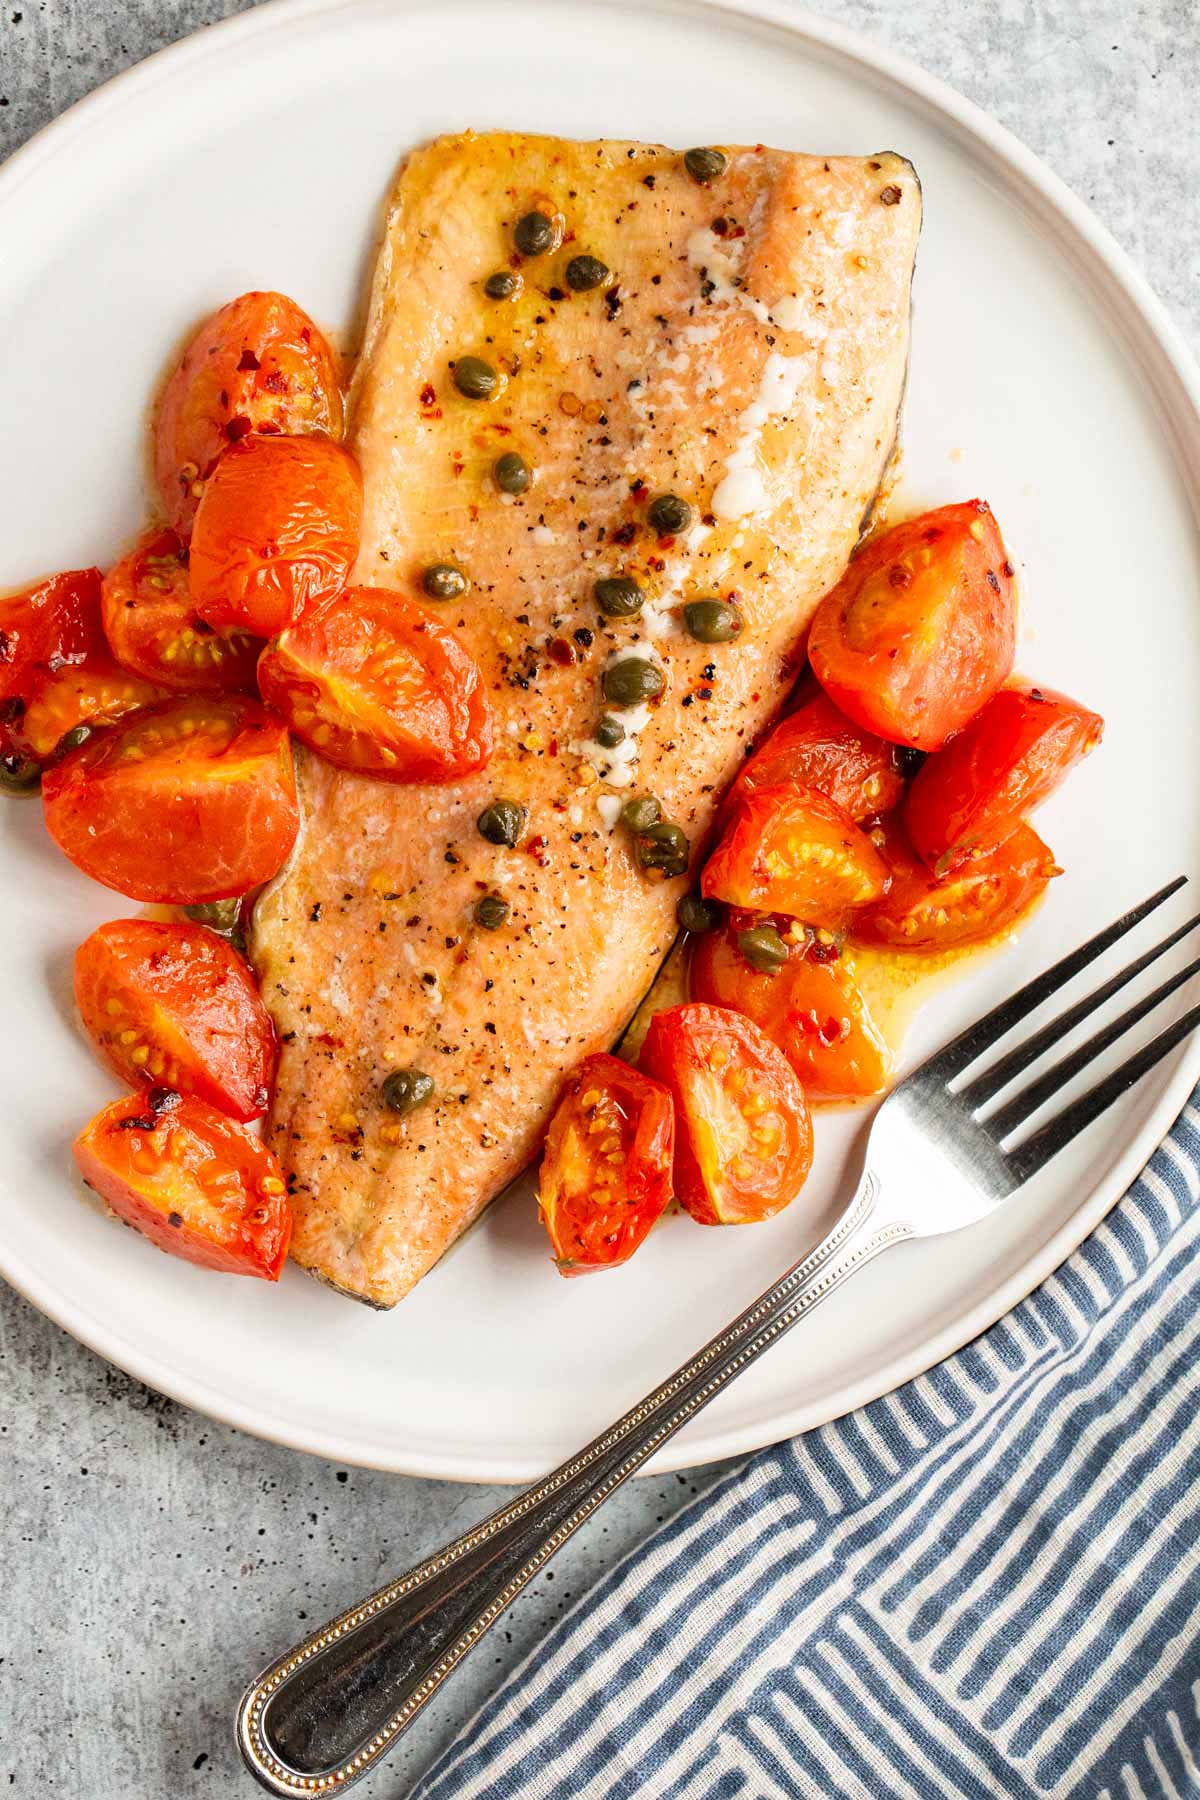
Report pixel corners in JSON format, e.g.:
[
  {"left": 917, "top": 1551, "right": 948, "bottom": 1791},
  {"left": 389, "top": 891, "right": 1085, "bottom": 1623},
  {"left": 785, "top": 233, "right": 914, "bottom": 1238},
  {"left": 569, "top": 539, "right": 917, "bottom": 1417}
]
[{"left": 2, "top": 0, "right": 1199, "bottom": 1481}]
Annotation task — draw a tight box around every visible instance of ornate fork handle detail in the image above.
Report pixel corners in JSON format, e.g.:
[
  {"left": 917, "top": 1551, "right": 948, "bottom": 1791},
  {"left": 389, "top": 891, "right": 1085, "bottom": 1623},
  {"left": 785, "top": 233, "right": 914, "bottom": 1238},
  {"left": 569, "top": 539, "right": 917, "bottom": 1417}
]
[{"left": 238, "top": 1173, "right": 909, "bottom": 1797}]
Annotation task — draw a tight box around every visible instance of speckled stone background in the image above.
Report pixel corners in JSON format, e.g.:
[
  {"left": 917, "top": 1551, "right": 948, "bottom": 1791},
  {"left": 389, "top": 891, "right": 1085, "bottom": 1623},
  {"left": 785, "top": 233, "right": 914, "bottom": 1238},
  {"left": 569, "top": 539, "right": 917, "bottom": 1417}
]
[{"left": 2, "top": 3, "right": 1198, "bottom": 1794}]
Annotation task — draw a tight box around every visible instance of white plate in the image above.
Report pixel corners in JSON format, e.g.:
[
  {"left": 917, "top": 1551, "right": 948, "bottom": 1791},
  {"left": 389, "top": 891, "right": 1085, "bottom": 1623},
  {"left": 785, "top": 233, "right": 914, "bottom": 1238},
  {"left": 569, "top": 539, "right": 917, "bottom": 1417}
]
[{"left": 2, "top": 0, "right": 1199, "bottom": 1484}]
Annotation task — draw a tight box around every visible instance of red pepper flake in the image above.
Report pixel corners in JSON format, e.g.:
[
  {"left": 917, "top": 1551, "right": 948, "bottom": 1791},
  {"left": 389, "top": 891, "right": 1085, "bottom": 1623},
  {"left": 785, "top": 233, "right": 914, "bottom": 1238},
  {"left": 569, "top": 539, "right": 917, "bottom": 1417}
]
[
  {"left": 631, "top": 481, "right": 649, "bottom": 503},
  {"left": 451, "top": 457, "right": 465, "bottom": 477},
  {"left": 548, "top": 738, "right": 559, "bottom": 757},
  {"left": 237, "top": 349, "right": 261, "bottom": 372},
  {"left": 315, "top": 1031, "right": 345, "bottom": 1048},
  {"left": 648, "top": 556, "right": 666, "bottom": 573},
  {"left": 224, "top": 414, "right": 253, "bottom": 443},
  {"left": 420, "top": 383, "right": 436, "bottom": 406},
  {"left": 262, "top": 371, "right": 289, "bottom": 396},
  {"left": 526, "top": 835, "right": 549, "bottom": 865},
  {"left": 546, "top": 637, "right": 577, "bottom": 666},
  {"left": 612, "top": 521, "right": 638, "bottom": 546}
]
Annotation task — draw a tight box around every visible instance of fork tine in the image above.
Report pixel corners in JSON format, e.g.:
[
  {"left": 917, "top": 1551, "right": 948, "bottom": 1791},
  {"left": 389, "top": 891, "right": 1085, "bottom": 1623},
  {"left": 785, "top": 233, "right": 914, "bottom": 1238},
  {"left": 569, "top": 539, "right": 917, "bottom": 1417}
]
[
  {"left": 958, "top": 910, "right": 1200, "bottom": 1109},
  {"left": 1005, "top": 998, "right": 1200, "bottom": 1182},
  {"left": 982, "top": 955, "right": 1200, "bottom": 1141},
  {"left": 923, "top": 877, "right": 1187, "bottom": 1083}
]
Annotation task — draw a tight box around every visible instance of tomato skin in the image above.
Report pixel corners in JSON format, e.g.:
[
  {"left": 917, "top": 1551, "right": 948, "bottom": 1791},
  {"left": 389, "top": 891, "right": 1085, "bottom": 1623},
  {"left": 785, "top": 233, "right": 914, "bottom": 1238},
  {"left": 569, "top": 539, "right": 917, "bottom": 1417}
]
[
  {"left": 729, "top": 690, "right": 904, "bottom": 822},
  {"left": 101, "top": 527, "right": 260, "bottom": 693},
  {"left": 12, "top": 654, "right": 172, "bottom": 762},
  {"left": 905, "top": 683, "right": 1103, "bottom": 871},
  {"left": 42, "top": 695, "right": 299, "bottom": 903},
  {"left": 538, "top": 1053, "right": 674, "bottom": 1275},
  {"left": 258, "top": 586, "right": 494, "bottom": 782},
  {"left": 0, "top": 568, "right": 102, "bottom": 702},
  {"left": 852, "top": 816, "right": 1060, "bottom": 952},
  {"left": 189, "top": 435, "right": 363, "bottom": 638},
  {"left": 74, "top": 1089, "right": 291, "bottom": 1279},
  {"left": 640, "top": 1003, "right": 813, "bottom": 1225},
  {"left": 74, "top": 919, "right": 276, "bottom": 1122},
  {"left": 690, "top": 926, "right": 890, "bottom": 1100},
  {"left": 155, "top": 291, "right": 344, "bottom": 534},
  {"left": 702, "top": 784, "right": 887, "bottom": 922},
  {"left": 808, "top": 501, "right": 1016, "bottom": 750}
]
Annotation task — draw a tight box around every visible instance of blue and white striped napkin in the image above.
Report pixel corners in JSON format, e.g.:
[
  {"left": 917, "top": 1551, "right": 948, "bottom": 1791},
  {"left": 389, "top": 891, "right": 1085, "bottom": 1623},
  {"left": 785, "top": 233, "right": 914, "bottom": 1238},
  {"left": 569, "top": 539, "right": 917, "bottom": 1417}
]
[{"left": 416, "top": 1093, "right": 1200, "bottom": 1799}]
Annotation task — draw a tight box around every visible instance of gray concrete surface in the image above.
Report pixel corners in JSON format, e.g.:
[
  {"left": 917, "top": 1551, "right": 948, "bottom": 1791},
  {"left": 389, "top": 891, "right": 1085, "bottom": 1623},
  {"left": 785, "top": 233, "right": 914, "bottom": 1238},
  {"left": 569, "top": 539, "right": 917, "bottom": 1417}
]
[{"left": 2, "top": 3, "right": 1199, "bottom": 1795}]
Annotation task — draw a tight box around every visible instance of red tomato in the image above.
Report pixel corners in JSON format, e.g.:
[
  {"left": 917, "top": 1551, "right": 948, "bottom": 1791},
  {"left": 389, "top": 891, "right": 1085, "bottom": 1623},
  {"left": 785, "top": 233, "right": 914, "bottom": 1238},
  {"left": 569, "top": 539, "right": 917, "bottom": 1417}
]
[
  {"left": 155, "top": 290, "right": 344, "bottom": 534},
  {"left": 808, "top": 501, "right": 1016, "bottom": 749},
  {"left": 257, "top": 586, "right": 494, "bottom": 782},
  {"left": 537, "top": 1053, "right": 675, "bottom": 1276},
  {"left": 640, "top": 1004, "right": 813, "bottom": 1225},
  {"left": 690, "top": 926, "right": 890, "bottom": 1099},
  {"left": 74, "top": 1088, "right": 291, "bottom": 1279},
  {"left": 852, "top": 816, "right": 1060, "bottom": 952},
  {"left": 1, "top": 569, "right": 105, "bottom": 785},
  {"left": 905, "top": 682, "right": 1104, "bottom": 871},
  {"left": 189, "top": 435, "right": 363, "bottom": 638},
  {"left": 701, "top": 784, "right": 887, "bottom": 922},
  {"left": 15, "top": 655, "right": 173, "bottom": 762},
  {"left": 728, "top": 690, "right": 904, "bottom": 822},
  {"left": 74, "top": 918, "right": 276, "bottom": 1121},
  {"left": 42, "top": 695, "right": 299, "bottom": 903},
  {"left": 101, "top": 527, "right": 260, "bottom": 693}
]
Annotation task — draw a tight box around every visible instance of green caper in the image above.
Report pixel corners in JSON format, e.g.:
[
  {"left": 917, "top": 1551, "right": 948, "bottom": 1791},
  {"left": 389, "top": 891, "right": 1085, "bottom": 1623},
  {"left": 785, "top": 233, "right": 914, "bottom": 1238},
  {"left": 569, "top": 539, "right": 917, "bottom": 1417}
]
[
  {"left": 683, "top": 598, "right": 744, "bottom": 644},
  {"left": 452, "top": 356, "right": 497, "bottom": 401},
  {"left": 737, "top": 924, "right": 789, "bottom": 974},
  {"left": 422, "top": 563, "right": 468, "bottom": 602},
  {"left": 621, "top": 794, "right": 662, "bottom": 833},
  {"left": 476, "top": 800, "right": 527, "bottom": 847},
  {"left": 484, "top": 270, "right": 521, "bottom": 300},
  {"left": 493, "top": 452, "right": 531, "bottom": 496},
  {"left": 513, "top": 211, "right": 555, "bottom": 256},
  {"left": 565, "top": 254, "right": 610, "bottom": 292},
  {"left": 593, "top": 576, "right": 644, "bottom": 618},
  {"left": 594, "top": 715, "right": 626, "bottom": 749},
  {"left": 473, "top": 894, "right": 510, "bottom": 930},
  {"left": 677, "top": 892, "right": 720, "bottom": 934},
  {"left": 54, "top": 723, "right": 94, "bottom": 759},
  {"left": 381, "top": 1068, "right": 435, "bottom": 1115},
  {"left": 0, "top": 752, "right": 40, "bottom": 795},
  {"left": 648, "top": 493, "right": 692, "bottom": 536},
  {"left": 635, "top": 821, "right": 689, "bottom": 877},
  {"left": 684, "top": 146, "right": 728, "bottom": 185},
  {"left": 602, "top": 657, "right": 665, "bottom": 708},
  {"left": 184, "top": 898, "right": 243, "bottom": 935}
]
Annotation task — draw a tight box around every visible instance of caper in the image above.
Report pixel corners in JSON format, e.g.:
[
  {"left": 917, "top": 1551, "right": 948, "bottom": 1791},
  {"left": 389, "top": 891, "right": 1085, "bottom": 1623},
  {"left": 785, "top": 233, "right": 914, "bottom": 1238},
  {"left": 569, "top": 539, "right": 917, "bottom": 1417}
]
[
  {"left": 513, "top": 211, "right": 555, "bottom": 256},
  {"left": 422, "top": 563, "right": 468, "bottom": 602},
  {"left": 452, "top": 356, "right": 497, "bottom": 401},
  {"left": 737, "top": 924, "right": 789, "bottom": 974},
  {"left": 484, "top": 269, "right": 520, "bottom": 300},
  {"left": 594, "top": 715, "right": 626, "bottom": 749},
  {"left": 184, "top": 898, "right": 243, "bottom": 935},
  {"left": 621, "top": 794, "right": 661, "bottom": 833},
  {"left": 593, "top": 576, "right": 644, "bottom": 619},
  {"left": 474, "top": 894, "right": 510, "bottom": 930},
  {"left": 0, "top": 752, "right": 40, "bottom": 795},
  {"left": 684, "top": 146, "right": 728, "bottom": 185},
  {"left": 677, "top": 892, "right": 720, "bottom": 934},
  {"left": 54, "top": 723, "right": 94, "bottom": 759},
  {"left": 648, "top": 493, "right": 692, "bottom": 536},
  {"left": 381, "top": 1068, "right": 435, "bottom": 1115},
  {"left": 493, "top": 452, "right": 531, "bottom": 496},
  {"left": 476, "top": 799, "right": 527, "bottom": 847},
  {"left": 683, "top": 598, "right": 744, "bottom": 644},
  {"left": 565, "top": 254, "right": 610, "bottom": 292},
  {"left": 635, "top": 821, "right": 689, "bottom": 877},
  {"left": 602, "top": 657, "right": 665, "bottom": 708}
]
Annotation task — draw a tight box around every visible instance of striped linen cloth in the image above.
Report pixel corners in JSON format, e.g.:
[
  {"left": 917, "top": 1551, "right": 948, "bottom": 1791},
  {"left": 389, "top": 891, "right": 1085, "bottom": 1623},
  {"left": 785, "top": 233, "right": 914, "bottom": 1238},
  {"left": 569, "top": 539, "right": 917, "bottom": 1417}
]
[{"left": 416, "top": 1093, "right": 1200, "bottom": 1799}]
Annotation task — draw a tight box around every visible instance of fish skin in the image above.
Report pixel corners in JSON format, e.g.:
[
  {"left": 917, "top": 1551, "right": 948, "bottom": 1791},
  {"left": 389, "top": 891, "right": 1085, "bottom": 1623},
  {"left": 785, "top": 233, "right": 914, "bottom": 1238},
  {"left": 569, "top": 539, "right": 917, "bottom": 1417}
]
[{"left": 250, "top": 132, "right": 921, "bottom": 1308}]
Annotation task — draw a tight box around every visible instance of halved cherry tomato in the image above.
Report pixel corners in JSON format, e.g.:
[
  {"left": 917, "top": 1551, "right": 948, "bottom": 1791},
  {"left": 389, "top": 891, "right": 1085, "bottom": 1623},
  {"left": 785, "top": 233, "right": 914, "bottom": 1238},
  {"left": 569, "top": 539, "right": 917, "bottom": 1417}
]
[
  {"left": 15, "top": 654, "right": 172, "bottom": 761},
  {"left": 0, "top": 567, "right": 102, "bottom": 701},
  {"left": 74, "top": 918, "right": 276, "bottom": 1121},
  {"left": 729, "top": 690, "right": 904, "bottom": 822},
  {"left": 101, "top": 527, "right": 260, "bottom": 693},
  {"left": 852, "top": 815, "right": 1060, "bottom": 952},
  {"left": 42, "top": 695, "right": 299, "bottom": 903},
  {"left": 808, "top": 501, "right": 1016, "bottom": 749},
  {"left": 189, "top": 435, "right": 363, "bottom": 638},
  {"left": 702, "top": 784, "right": 887, "bottom": 922},
  {"left": 257, "top": 586, "right": 494, "bottom": 782},
  {"left": 690, "top": 925, "right": 890, "bottom": 1099},
  {"left": 155, "top": 290, "right": 343, "bottom": 534},
  {"left": 537, "top": 1053, "right": 674, "bottom": 1275},
  {"left": 640, "top": 1004, "right": 813, "bottom": 1225},
  {"left": 905, "top": 682, "right": 1104, "bottom": 871},
  {"left": 74, "top": 1087, "right": 291, "bottom": 1279}
]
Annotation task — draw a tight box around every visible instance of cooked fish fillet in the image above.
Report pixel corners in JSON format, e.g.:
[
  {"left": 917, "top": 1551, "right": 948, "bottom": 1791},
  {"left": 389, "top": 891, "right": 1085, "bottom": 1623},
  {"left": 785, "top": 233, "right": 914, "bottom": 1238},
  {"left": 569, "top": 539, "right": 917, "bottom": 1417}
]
[{"left": 251, "top": 131, "right": 920, "bottom": 1307}]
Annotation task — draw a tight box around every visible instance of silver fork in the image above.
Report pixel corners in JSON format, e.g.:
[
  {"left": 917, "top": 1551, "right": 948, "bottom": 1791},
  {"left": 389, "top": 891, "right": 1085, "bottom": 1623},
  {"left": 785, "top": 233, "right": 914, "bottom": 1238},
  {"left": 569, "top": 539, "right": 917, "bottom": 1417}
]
[{"left": 237, "top": 877, "right": 1200, "bottom": 1797}]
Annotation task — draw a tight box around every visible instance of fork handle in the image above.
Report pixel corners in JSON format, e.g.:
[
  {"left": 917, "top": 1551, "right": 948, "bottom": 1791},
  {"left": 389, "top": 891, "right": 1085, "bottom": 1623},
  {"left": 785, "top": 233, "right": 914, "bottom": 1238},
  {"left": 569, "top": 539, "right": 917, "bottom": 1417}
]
[{"left": 238, "top": 1176, "right": 906, "bottom": 1797}]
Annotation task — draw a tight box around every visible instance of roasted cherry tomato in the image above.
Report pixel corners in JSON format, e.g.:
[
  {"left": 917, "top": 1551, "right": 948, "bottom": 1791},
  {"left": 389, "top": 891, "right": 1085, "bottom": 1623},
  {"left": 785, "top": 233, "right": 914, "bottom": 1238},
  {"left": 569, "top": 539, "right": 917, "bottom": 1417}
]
[
  {"left": 728, "top": 689, "right": 904, "bottom": 822},
  {"left": 101, "top": 527, "right": 260, "bottom": 693},
  {"left": 74, "top": 1087, "right": 291, "bottom": 1279},
  {"left": 852, "top": 815, "right": 1060, "bottom": 952},
  {"left": 537, "top": 1053, "right": 675, "bottom": 1276},
  {"left": 42, "top": 695, "right": 299, "bottom": 903},
  {"left": 1, "top": 569, "right": 105, "bottom": 785},
  {"left": 14, "top": 655, "right": 172, "bottom": 761},
  {"left": 74, "top": 918, "right": 276, "bottom": 1121},
  {"left": 189, "top": 435, "right": 363, "bottom": 639},
  {"left": 640, "top": 1003, "right": 813, "bottom": 1225},
  {"left": 155, "top": 290, "right": 343, "bottom": 534},
  {"left": 905, "top": 682, "right": 1104, "bottom": 871},
  {"left": 690, "top": 925, "right": 889, "bottom": 1099},
  {"left": 808, "top": 501, "right": 1016, "bottom": 749},
  {"left": 702, "top": 784, "right": 887, "bottom": 922},
  {"left": 257, "top": 586, "right": 494, "bottom": 782}
]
